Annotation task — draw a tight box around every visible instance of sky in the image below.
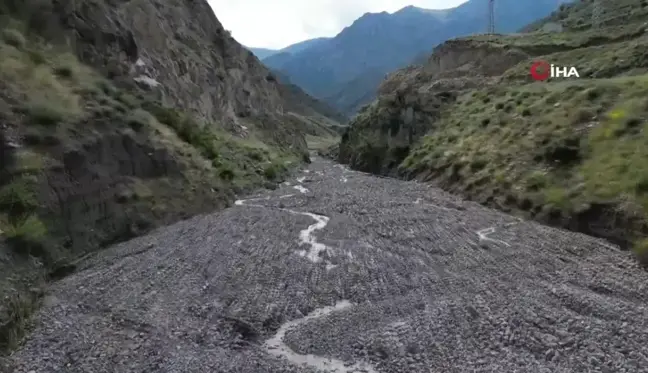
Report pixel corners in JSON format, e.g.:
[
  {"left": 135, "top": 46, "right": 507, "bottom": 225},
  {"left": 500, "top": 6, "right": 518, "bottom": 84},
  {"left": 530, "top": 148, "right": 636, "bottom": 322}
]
[{"left": 209, "top": 0, "right": 467, "bottom": 50}]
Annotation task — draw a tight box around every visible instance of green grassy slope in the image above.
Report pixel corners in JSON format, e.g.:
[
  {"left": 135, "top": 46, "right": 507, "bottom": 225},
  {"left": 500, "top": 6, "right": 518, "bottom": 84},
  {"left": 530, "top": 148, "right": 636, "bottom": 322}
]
[{"left": 339, "top": 0, "right": 648, "bottom": 265}]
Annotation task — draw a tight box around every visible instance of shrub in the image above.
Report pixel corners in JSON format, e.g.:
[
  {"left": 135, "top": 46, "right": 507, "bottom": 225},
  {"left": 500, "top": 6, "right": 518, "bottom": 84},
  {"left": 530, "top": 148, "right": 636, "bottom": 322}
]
[
  {"left": 632, "top": 239, "right": 648, "bottom": 266},
  {"left": 117, "top": 93, "right": 139, "bottom": 108},
  {"left": 0, "top": 291, "right": 40, "bottom": 352},
  {"left": 1, "top": 28, "right": 25, "bottom": 48},
  {"left": 219, "top": 167, "right": 235, "bottom": 180},
  {"left": 263, "top": 164, "right": 279, "bottom": 180},
  {"left": 0, "top": 179, "right": 39, "bottom": 217},
  {"left": 4, "top": 215, "right": 47, "bottom": 257},
  {"left": 26, "top": 101, "right": 66, "bottom": 126},
  {"left": 572, "top": 108, "right": 593, "bottom": 124},
  {"left": 53, "top": 65, "right": 73, "bottom": 78},
  {"left": 26, "top": 49, "right": 45, "bottom": 64},
  {"left": 126, "top": 109, "right": 154, "bottom": 131}
]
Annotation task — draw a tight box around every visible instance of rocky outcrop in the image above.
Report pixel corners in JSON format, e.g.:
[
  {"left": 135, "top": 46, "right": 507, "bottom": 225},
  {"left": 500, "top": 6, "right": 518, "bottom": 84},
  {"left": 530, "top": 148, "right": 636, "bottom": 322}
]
[
  {"left": 0, "top": 0, "right": 342, "bottom": 351},
  {"left": 0, "top": 0, "right": 344, "bottom": 262},
  {"left": 338, "top": 38, "right": 529, "bottom": 174},
  {"left": 378, "top": 39, "right": 529, "bottom": 96},
  {"left": 10, "top": 0, "right": 338, "bottom": 150}
]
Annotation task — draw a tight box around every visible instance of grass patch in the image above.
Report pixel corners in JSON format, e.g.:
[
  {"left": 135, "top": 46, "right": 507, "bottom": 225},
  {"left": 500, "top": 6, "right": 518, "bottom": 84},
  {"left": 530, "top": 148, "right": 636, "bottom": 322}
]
[
  {"left": 632, "top": 238, "right": 648, "bottom": 266},
  {"left": 398, "top": 73, "right": 648, "bottom": 249},
  {"left": 3, "top": 215, "right": 48, "bottom": 257},
  {"left": 126, "top": 108, "right": 155, "bottom": 131},
  {"left": 306, "top": 134, "right": 340, "bottom": 151},
  {"left": 0, "top": 291, "right": 41, "bottom": 353},
  {"left": 263, "top": 162, "right": 287, "bottom": 180},
  {"left": 0, "top": 178, "right": 39, "bottom": 217},
  {"left": 1, "top": 27, "right": 89, "bottom": 127},
  {"left": 26, "top": 99, "right": 67, "bottom": 126},
  {"left": 144, "top": 102, "right": 296, "bottom": 186},
  {"left": 1, "top": 28, "right": 25, "bottom": 48}
]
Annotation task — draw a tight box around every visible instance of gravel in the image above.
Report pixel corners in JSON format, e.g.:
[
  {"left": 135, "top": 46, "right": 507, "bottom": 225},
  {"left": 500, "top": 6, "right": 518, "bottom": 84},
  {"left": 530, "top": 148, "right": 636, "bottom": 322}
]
[{"left": 7, "top": 156, "right": 648, "bottom": 372}]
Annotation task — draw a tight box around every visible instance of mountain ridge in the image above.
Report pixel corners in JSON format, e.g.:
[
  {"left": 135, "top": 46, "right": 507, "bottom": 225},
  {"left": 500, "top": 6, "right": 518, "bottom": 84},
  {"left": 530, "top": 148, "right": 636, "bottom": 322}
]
[{"left": 264, "top": 0, "right": 571, "bottom": 115}]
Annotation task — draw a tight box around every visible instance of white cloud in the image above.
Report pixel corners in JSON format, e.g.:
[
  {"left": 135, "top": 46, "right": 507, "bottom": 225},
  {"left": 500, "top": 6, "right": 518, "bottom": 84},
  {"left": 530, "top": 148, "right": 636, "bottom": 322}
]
[{"left": 208, "top": 0, "right": 467, "bottom": 49}]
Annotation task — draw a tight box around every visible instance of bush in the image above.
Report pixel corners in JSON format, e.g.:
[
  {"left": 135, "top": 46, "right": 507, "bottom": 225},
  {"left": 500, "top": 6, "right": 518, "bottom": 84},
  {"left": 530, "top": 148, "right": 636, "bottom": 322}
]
[
  {"left": 126, "top": 109, "right": 154, "bottom": 131},
  {"left": 26, "top": 49, "right": 45, "bottom": 64},
  {"left": 263, "top": 164, "right": 281, "bottom": 180},
  {"left": 1, "top": 28, "right": 25, "bottom": 48},
  {"left": 26, "top": 101, "right": 66, "bottom": 126},
  {"left": 0, "top": 291, "right": 40, "bottom": 352},
  {"left": 145, "top": 103, "right": 225, "bottom": 161},
  {"left": 219, "top": 167, "right": 235, "bottom": 180},
  {"left": 632, "top": 239, "right": 648, "bottom": 266},
  {"left": 53, "top": 65, "right": 73, "bottom": 78},
  {"left": 117, "top": 93, "right": 139, "bottom": 108},
  {"left": 0, "top": 179, "right": 39, "bottom": 217},
  {"left": 4, "top": 215, "right": 47, "bottom": 257}
]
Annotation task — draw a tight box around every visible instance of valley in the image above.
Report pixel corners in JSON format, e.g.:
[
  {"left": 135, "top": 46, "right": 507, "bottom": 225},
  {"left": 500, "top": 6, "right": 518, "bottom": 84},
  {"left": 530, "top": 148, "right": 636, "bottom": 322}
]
[{"left": 3, "top": 0, "right": 648, "bottom": 371}]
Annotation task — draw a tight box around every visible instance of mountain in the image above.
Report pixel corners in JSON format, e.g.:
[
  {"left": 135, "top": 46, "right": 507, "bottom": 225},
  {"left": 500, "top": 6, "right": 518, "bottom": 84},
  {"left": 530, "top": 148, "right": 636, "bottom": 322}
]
[
  {"left": 270, "top": 70, "right": 348, "bottom": 133},
  {"left": 248, "top": 47, "right": 278, "bottom": 59},
  {"left": 0, "top": 0, "right": 341, "bottom": 351},
  {"left": 261, "top": 37, "right": 331, "bottom": 69},
  {"left": 280, "top": 37, "right": 331, "bottom": 55},
  {"left": 247, "top": 38, "right": 331, "bottom": 69},
  {"left": 337, "top": 0, "right": 648, "bottom": 261},
  {"left": 264, "top": 0, "right": 570, "bottom": 115}
]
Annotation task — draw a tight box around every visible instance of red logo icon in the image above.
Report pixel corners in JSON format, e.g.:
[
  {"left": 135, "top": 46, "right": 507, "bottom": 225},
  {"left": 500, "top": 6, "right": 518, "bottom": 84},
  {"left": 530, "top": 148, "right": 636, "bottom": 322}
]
[{"left": 530, "top": 61, "right": 550, "bottom": 81}]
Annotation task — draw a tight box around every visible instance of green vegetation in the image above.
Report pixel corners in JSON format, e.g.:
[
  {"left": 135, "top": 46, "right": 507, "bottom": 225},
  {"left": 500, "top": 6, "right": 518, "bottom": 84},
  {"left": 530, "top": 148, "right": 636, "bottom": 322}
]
[
  {"left": 340, "top": 0, "right": 648, "bottom": 265},
  {"left": 523, "top": 0, "right": 648, "bottom": 31},
  {"left": 400, "top": 77, "right": 648, "bottom": 255},
  {"left": 0, "top": 290, "right": 41, "bottom": 352},
  {"left": 0, "top": 23, "right": 302, "bottom": 354},
  {"left": 145, "top": 102, "right": 296, "bottom": 188},
  {"left": 305, "top": 134, "right": 340, "bottom": 151}
]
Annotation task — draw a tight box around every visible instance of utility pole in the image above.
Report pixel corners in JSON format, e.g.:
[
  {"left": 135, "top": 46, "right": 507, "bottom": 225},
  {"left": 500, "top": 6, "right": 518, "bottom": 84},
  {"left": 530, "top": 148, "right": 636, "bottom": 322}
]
[
  {"left": 592, "top": 0, "right": 603, "bottom": 28},
  {"left": 488, "top": 0, "right": 495, "bottom": 34}
]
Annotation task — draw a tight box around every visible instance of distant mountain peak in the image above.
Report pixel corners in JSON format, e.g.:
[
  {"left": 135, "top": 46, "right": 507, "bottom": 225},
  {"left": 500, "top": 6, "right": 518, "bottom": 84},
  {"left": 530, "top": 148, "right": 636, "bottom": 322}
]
[
  {"left": 395, "top": 5, "right": 422, "bottom": 13},
  {"left": 394, "top": 5, "right": 452, "bottom": 15},
  {"left": 357, "top": 10, "right": 389, "bottom": 20},
  {"left": 263, "top": 0, "right": 568, "bottom": 116}
]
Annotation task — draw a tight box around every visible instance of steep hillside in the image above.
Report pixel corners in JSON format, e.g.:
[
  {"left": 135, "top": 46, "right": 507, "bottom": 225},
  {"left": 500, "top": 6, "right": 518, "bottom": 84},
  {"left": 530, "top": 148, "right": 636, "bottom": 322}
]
[
  {"left": 270, "top": 70, "right": 348, "bottom": 133},
  {"left": 0, "top": 0, "right": 340, "bottom": 353},
  {"left": 279, "top": 37, "right": 331, "bottom": 55},
  {"left": 259, "top": 38, "right": 330, "bottom": 68},
  {"left": 264, "top": 0, "right": 569, "bottom": 115},
  {"left": 248, "top": 47, "right": 278, "bottom": 59},
  {"left": 338, "top": 0, "right": 648, "bottom": 263}
]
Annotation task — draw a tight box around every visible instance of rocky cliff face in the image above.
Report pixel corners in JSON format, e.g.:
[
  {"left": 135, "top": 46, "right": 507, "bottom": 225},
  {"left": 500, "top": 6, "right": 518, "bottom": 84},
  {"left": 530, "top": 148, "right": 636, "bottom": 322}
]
[
  {"left": 0, "top": 0, "right": 340, "bottom": 349},
  {"left": 338, "top": 38, "right": 529, "bottom": 174},
  {"left": 14, "top": 0, "right": 336, "bottom": 147},
  {"left": 378, "top": 40, "right": 529, "bottom": 95}
]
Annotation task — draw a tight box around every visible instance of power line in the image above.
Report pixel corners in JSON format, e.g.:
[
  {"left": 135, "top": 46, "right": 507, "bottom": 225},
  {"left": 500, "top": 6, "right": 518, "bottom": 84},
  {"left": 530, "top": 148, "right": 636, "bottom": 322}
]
[
  {"left": 592, "top": 0, "right": 603, "bottom": 28},
  {"left": 488, "top": 0, "right": 495, "bottom": 34}
]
